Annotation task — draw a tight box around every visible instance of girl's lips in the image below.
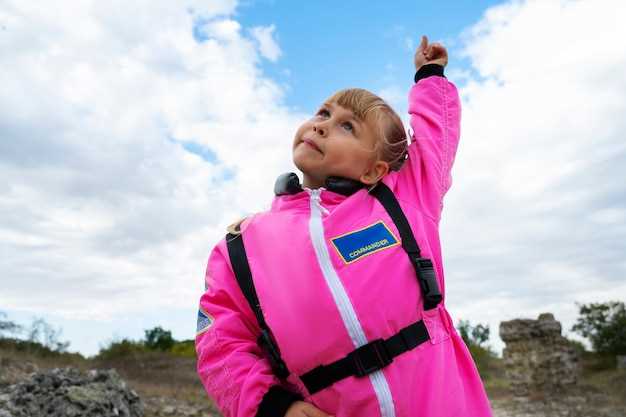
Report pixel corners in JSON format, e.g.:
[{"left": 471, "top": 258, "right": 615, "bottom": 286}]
[{"left": 302, "top": 138, "right": 322, "bottom": 153}]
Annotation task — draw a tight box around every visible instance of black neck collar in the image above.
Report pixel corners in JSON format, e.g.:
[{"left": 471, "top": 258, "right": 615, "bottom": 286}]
[{"left": 274, "top": 172, "right": 367, "bottom": 197}]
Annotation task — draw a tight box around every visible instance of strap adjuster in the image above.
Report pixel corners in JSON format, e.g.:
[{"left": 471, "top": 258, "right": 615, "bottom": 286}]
[
  {"left": 300, "top": 320, "right": 430, "bottom": 394},
  {"left": 349, "top": 338, "right": 393, "bottom": 377},
  {"left": 410, "top": 256, "right": 442, "bottom": 310}
]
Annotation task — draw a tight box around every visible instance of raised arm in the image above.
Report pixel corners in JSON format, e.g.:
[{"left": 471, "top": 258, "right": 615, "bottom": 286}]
[
  {"left": 394, "top": 36, "right": 461, "bottom": 221},
  {"left": 195, "top": 240, "right": 303, "bottom": 417}
]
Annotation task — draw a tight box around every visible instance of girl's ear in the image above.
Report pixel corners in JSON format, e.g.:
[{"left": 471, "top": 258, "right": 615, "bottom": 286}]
[{"left": 360, "top": 160, "right": 389, "bottom": 185}]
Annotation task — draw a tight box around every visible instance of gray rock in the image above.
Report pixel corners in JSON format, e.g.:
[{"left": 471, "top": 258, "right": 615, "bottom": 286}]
[
  {"left": 0, "top": 367, "right": 143, "bottom": 417},
  {"left": 499, "top": 312, "right": 580, "bottom": 397}
]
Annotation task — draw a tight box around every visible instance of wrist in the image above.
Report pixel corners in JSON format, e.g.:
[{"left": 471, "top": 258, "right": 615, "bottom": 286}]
[
  {"left": 414, "top": 63, "right": 445, "bottom": 83},
  {"left": 256, "top": 385, "right": 304, "bottom": 417}
]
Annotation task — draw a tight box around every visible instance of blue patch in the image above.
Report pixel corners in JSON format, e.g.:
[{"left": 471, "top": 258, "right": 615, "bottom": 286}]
[
  {"left": 330, "top": 220, "right": 399, "bottom": 264},
  {"left": 196, "top": 308, "right": 214, "bottom": 335}
]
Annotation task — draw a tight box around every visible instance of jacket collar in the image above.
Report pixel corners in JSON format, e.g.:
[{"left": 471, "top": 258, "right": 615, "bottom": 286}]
[{"left": 274, "top": 172, "right": 368, "bottom": 197}]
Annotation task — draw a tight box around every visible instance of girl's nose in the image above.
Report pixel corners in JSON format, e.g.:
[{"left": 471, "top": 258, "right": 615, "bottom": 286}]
[{"left": 313, "top": 125, "right": 326, "bottom": 136}]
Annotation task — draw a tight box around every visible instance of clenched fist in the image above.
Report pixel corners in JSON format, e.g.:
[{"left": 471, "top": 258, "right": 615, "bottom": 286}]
[
  {"left": 285, "top": 400, "right": 334, "bottom": 417},
  {"left": 414, "top": 35, "right": 448, "bottom": 71}
]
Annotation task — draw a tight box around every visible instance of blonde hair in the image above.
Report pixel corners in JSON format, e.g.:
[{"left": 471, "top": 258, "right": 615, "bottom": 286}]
[
  {"left": 324, "top": 88, "right": 408, "bottom": 171},
  {"left": 225, "top": 90, "right": 407, "bottom": 234},
  {"left": 226, "top": 216, "right": 246, "bottom": 236}
]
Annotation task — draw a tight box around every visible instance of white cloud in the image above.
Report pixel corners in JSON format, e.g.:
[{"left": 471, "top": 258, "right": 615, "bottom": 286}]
[
  {"left": 441, "top": 0, "right": 626, "bottom": 354},
  {"left": 249, "top": 24, "right": 282, "bottom": 62},
  {"left": 0, "top": 0, "right": 302, "bottom": 335},
  {"left": 3, "top": 0, "right": 626, "bottom": 358},
  {"left": 203, "top": 18, "right": 242, "bottom": 41}
]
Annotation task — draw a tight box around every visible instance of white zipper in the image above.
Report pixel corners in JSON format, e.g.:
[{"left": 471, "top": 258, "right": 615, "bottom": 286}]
[
  {"left": 304, "top": 186, "right": 330, "bottom": 215},
  {"left": 307, "top": 188, "right": 396, "bottom": 417}
]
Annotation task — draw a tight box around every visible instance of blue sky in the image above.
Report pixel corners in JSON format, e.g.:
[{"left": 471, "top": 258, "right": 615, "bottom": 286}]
[
  {"left": 2, "top": 0, "right": 625, "bottom": 359},
  {"left": 233, "top": 0, "right": 501, "bottom": 112},
  {"left": 2, "top": 0, "right": 503, "bottom": 355}
]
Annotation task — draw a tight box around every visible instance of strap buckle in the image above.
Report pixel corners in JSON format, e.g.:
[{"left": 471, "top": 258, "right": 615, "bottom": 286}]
[
  {"left": 410, "top": 256, "right": 443, "bottom": 310},
  {"left": 349, "top": 339, "right": 393, "bottom": 377}
]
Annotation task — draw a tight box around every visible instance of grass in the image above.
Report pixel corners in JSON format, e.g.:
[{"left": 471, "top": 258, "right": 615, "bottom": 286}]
[
  {"left": 2, "top": 336, "right": 625, "bottom": 412},
  {"left": 92, "top": 351, "right": 207, "bottom": 404}
]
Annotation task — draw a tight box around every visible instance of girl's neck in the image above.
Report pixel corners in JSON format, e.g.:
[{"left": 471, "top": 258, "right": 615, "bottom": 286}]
[{"left": 302, "top": 173, "right": 326, "bottom": 190}]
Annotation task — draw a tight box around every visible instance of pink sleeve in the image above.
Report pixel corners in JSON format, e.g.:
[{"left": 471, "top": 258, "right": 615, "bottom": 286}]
[
  {"left": 394, "top": 75, "right": 461, "bottom": 221},
  {"left": 195, "top": 240, "right": 298, "bottom": 417}
]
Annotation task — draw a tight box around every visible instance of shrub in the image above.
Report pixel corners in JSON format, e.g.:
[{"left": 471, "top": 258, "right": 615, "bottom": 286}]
[
  {"left": 456, "top": 319, "right": 500, "bottom": 380},
  {"left": 565, "top": 337, "right": 588, "bottom": 355},
  {"left": 457, "top": 319, "right": 490, "bottom": 348},
  {"left": 571, "top": 300, "right": 626, "bottom": 356},
  {"left": 144, "top": 326, "right": 175, "bottom": 351},
  {"left": 170, "top": 339, "right": 196, "bottom": 357},
  {"left": 26, "top": 317, "right": 70, "bottom": 353},
  {"left": 96, "top": 338, "right": 148, "bottom": 360}
]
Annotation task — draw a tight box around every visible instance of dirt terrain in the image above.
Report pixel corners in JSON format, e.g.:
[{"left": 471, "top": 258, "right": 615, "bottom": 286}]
[{"left": 1, "top": 346, "right": 625, "bottom": 417}]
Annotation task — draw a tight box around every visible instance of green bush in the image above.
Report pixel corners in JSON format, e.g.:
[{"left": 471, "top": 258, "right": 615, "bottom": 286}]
[
  {"left": 468, "top": 344, "right": 500, "bottom": 380},
  {"left": 456, "top": 319, "right": 500, "bottom": 380},
  {"left": 96, "top": 326, "right": 188, "bottom": 359},
  {"left": 457, "top": 319, "right": 490, "bottom": 348},
  {"left": 144, "top": 326, "right": 175, "bottom": 351},
  {"left": 1, "top": 313, "right": 70, "bottom": 354},
  {"left": 580, "top": 350, "right": 617, "bottom": 371},
  {"left": 170, "top": 339, "right": 196, "bottom": 357},
  {"left": 0, "top": 337, "right": 84, "bottom": 361},
  {"left": 565, "top": 337, "right": 588, "bottom": 355},
  {"left": 96, "top": 338, "right": 148, "bottom": 360},
  {"left": 571, "top": 300, "right": 626, "bottom": 356},
  {"left": 25, "top": 317, "right": 70, "bottom": 353}
]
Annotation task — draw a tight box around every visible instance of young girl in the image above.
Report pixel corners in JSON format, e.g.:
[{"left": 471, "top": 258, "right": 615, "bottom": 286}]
[{"left": 195, "top": 35, "right": 494, "bottom": 417}]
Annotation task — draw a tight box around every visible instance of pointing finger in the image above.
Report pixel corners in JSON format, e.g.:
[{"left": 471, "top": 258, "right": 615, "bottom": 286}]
[{"left": 419, "top": 35, "right": 428, "bottom": 52}]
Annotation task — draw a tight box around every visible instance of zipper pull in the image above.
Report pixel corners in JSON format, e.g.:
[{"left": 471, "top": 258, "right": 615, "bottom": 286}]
[{"left": 310, "top": 189, "right": 330, "bottom": 216}]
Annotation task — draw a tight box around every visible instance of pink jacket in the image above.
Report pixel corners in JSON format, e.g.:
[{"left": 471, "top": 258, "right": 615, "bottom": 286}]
[{"left": 196, "top": 69, "right": 494, "bottom": 417}]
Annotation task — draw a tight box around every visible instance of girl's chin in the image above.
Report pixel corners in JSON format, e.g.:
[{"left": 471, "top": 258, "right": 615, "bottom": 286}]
[
  {"left": 292, "top": 162, "right": 326, "bottom": 185},
  {"left": 294, "top": 142, "right": 324, "bottom": 158},
  {"left": 293, "top": 155, "right": 324, "bottom": 172}
]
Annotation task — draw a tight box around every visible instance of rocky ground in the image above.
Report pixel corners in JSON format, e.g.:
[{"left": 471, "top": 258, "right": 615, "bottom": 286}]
[
  {"left": 1, "top": 357, "right": 625, "bottom": 416},
  {"left": 0, "top": 358, "right": 217, "bottom": 417},
  {"left": 490, "top": 385, "right": 626, "bottom": 417},
  {"left": 0, "top": 365, "right": 142, "bottom": 417}
]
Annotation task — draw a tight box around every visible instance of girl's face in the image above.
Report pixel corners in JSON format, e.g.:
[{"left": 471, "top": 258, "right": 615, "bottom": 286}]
[{"left": 292, "top": 101, "right": 388, "bottom": 189}]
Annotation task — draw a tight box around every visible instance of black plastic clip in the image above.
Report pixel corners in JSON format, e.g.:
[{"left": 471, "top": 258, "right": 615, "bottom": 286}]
[
  {"left": 411, "top": 256, "right": 443, "bottom": 311},
  {"left": 349, "top": 339, "right": 393, "bottom": 377}
]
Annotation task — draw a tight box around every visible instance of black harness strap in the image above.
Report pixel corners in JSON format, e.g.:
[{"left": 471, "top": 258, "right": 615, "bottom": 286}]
[
  {"left": 368, "top": 181, "right": 443, "bottom": 311},
  {"left": 224, "top": 180, "right": 443, "bottom": 393},
  {"left": 226, "top": 232, "right": 291, "bottom": 379},
  {"left": 301, "top": 320, "right": 430, "bottom": 394}
]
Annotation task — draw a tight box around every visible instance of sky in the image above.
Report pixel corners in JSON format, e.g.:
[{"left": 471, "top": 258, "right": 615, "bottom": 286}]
[{"left": 1, "top": 0, "right": 625, "bottom": 358}]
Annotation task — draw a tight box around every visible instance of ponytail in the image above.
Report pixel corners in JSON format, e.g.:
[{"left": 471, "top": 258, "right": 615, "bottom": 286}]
[{"left": 226, "top": 216, "right": 248, "bottom": 235}]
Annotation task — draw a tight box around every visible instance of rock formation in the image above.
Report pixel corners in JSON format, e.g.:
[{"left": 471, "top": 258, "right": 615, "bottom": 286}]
[{"left": 499, "top": 312, "right": 580, "bottom": 397}]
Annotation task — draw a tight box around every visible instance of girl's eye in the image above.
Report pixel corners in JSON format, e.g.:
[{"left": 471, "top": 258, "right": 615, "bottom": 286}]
[{"left": 316, "top": 109, "right": 354, "bottom": 133}]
